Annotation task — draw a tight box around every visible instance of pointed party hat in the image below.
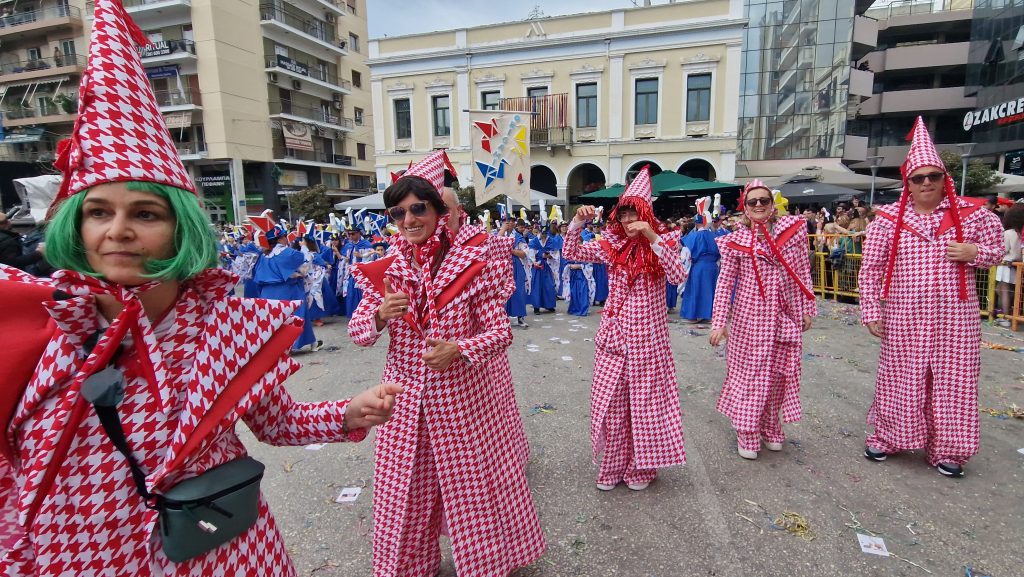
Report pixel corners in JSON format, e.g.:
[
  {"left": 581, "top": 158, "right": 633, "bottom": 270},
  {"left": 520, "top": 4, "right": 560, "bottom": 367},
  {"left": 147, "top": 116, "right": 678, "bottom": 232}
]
[
  {"left": 394, "top": 150, "right": 457, "bottom": 192},
  {"left": 620, "top": 165, "right": 653, "bottom": 205},
  {"left": 51, "top": 0, "right": 194, "bottom": 210}
]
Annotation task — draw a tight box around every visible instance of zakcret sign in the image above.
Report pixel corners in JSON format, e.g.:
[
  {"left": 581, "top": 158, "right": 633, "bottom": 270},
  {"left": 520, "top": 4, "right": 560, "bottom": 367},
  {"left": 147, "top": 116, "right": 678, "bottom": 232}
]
[{"left": 963, "top": 97, "right": 1024, "bottom": 131}]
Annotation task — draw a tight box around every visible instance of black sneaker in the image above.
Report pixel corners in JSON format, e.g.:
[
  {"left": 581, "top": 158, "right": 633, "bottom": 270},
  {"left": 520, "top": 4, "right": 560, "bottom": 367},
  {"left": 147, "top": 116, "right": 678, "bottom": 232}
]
[
  {"left": 937, "top": 463, "right": 964, "bottom": 478},
  {"left": 533, "top": 307, "right": 541, "bottom": 314},
  {"left": 516, "top": 317, "right": 529, "bottom": 328},
  {"left": 864, "top": 446, "right": 887, "bottom": 461}
]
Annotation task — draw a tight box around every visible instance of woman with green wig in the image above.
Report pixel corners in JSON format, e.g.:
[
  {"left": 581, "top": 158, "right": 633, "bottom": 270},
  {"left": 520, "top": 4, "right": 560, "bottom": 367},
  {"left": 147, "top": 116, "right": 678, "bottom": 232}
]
[{"left": 0, "top": 1, "right": 401, "bottom": 574}]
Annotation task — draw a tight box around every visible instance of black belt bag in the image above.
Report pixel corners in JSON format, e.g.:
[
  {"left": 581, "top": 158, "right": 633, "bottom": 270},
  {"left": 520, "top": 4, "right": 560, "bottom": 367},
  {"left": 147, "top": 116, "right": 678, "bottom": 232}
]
[{"left": 82, "top": 366, "right": 265, "bottom": 563}]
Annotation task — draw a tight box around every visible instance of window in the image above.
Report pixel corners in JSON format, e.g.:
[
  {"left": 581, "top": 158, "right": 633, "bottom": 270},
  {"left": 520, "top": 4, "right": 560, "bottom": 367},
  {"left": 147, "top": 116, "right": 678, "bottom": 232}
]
[
  {"left": 394, "top": 98, "right": 411, "bottom": 139},
  {"left": 635, "top": 78, "right": 658, "bottom": 124},
  {"left": 576, "top": 83, "right": 597, "bottom": 128},
  {"left": 686, "top": 74, "right": 712, "bottom": 123},
  {"left": 27, "top": 47, "right": 42, "bottom": 62},
  {"left": 432, "top": 95, "right": 450, "bottom": 137},
  {"left": 323, "top": 172, "right": 341, "bottom": 188},
  {"left": 346, "top": 1, "right": 357, "bottom": 16},
  {"left": 38, "top": 96, "right": 55, "bottom": 116},
  {"left": 349, "top": 33, "right": 360, "bottom": 53},
  {"left": 357, "top": 142, "right": 367, "bottom": 160},
  {"left": 527, "top": 86, "right": 548, "bottom": 99},
  {"left": 352, "top": 70, "right": 362, "bottom": 88},
  {"left": 274, "top": 44, "right": 289, "bottom": 57},
  {"left": 481, "top": 90, "right": 500, "bottom": 110},
  {"left": 146, "top": 31, "right": 163, "bottom": 43},
  {"left": 354, "top": 107, "right": 364, "bottom": 125},
  {"left": 350, "top": 175, "right": 371, "bottom": 190},
  {"left": 60, "top": 39, "right": 76, "bottom": 56}
]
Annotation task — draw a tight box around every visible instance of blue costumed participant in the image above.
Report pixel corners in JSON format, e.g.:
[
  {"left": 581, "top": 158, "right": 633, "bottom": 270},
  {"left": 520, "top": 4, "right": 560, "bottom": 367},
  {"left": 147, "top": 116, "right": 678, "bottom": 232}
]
[
  {"left": 315, "top": 230, "right": 343, "bottom": 317},
  {"left": 529, "top": 225, "right": 560, "bottom": 313},
  {"left": 300, "top": 228, "right": 330, "bottom": 327},
  {"left": 680, "top": 197, "right": 722, "bottom": 323},
  {"left": 231, "top": 229, "right": 264, "bottom": 298},
  {"left": 504, "top": 219, "right": 531, "bottom": 327},
  {"left": 564, "top": 258, "right": 593, "bottom": 317},
  {"left": 253, "top": 222, "right": 322, "bottom": 352},
  {"left": 555, "top": 221, "right": 568, "bottom": 296},
  {"left": 340, "top": 225, "right": 373, "bottom": 316}
]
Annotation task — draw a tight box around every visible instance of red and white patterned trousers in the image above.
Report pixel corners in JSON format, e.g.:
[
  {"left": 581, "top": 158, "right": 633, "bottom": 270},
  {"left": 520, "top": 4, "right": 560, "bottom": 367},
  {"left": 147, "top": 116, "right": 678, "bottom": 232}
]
[{"left": 597, "top": 380, "right": 658, "bottom": 486}]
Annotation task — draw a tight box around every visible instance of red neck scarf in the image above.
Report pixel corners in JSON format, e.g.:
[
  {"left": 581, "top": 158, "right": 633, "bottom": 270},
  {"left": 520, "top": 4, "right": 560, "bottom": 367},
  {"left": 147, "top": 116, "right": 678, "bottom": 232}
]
[{"left": 606, "top": 199, "right": 667, "bottom": 282}]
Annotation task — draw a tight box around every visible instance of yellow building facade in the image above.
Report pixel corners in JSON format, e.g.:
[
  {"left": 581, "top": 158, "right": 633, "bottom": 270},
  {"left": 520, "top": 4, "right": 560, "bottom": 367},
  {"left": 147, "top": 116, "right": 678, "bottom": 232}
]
[{"left": 368, "top": 0, "right": 745, "bottom": 201}]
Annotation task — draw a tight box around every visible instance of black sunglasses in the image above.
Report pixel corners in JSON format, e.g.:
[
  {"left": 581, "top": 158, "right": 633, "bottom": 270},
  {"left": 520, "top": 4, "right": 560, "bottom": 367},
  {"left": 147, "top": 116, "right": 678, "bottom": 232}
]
[
  {"left": 388, "top": 202, "right": 429, "bottom": 221},
  {"left": 745, "top": 197, "right": 773, "bottom": 207},
  {"left": 908, "top": 171, "right": 945, "bottom": 185}
]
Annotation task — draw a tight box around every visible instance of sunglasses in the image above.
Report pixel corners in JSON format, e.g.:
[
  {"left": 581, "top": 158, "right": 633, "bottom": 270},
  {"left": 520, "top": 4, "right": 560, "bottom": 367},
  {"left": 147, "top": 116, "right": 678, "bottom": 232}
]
[
  {"left": 387, "top": 202, "right": 429, "bottom": 221},
  {"left": 745, "top": 197, "right": 773, "bottom": 207},
  {"left": 908, "top": 171, "right": 945, "bottom": 185}
]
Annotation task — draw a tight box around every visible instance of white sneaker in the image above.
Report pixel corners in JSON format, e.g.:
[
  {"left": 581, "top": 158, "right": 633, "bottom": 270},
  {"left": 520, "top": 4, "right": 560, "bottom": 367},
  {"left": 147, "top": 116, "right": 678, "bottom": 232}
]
[
  {"left": 626, "top": 481, "right": 650, "bottom": 491},
  {"left": 596, "top": 482, "right": 617, "bottom": 491},
  {"left": 764, "top": 441, "right": 783, "bottom": 451},
  {"left": 738, "top": 447, "right": 758, "bottom": 460},
  {"left": 998, "top": 319, "right": 1011, "bottom": 328}
]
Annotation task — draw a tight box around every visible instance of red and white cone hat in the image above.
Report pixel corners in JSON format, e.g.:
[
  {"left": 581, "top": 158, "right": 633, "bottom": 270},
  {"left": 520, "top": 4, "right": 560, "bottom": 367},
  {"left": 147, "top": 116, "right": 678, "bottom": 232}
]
[
  {"left": 392, "top": 150, "right": 457, "bottom": 192},
  {"left": 51, "top": 0, "right": 194, "bottom": 209},
  {"left": 620, "top": 165, "right": 653, "bottom": 205}
]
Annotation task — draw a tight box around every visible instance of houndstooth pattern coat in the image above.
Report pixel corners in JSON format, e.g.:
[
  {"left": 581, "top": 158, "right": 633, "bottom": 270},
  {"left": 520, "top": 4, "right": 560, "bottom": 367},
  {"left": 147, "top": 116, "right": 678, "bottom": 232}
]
[
  {"left": 348, "top": 234, "right": 545, "bottom": 577},
  {"left": 563, "top": 221, "right": 688, "bottom": 469},
  {"left": 0, "top": 265, "right": 366, "bottom": 577},
  {"left": 859, "top": 198, "right": 1002, "bottom": 463},
  {"left": 711, "top": 216, "right": 817, "bottom": 433}
]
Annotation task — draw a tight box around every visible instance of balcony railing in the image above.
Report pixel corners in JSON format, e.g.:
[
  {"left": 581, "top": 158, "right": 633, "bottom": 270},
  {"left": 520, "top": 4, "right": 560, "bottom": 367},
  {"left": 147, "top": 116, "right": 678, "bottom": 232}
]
[
  {"left": 2, "top": 100, "right": 78, "bottom": 120},
  {"left": 499, "top": 94, "right": 570, "bottom": 146},
  {"left": 265, "top": 54, "right": 351, "bottom": 90},
  {"left": 272, "top": 146, "right": 354, "bottom": 166},
  {"left": 139, "top": 39, "right": 196, "bottom": 59},
  {"left": 259, "top": 3, "right": 339, "bottom": 46},
  {"left": 174, "top": 141, "right": 207, "bottom": 156},
  {"left": 122, "top": 0, "right": 191, "bottom": 8},
  {"left": 268, "top": 100, "right": 353, "bottom": 129},
  {"left": 0, "top": 5, "right": 81, "bottom": 31},
  {"left": 153, "top": 88, "right": 201, "bottom": 107},
  {"left": 0, "top": 54, "right": 86, "bottom": 77},
  {"left": 533, "top": 127, "right": 574, "bottom": 147}
]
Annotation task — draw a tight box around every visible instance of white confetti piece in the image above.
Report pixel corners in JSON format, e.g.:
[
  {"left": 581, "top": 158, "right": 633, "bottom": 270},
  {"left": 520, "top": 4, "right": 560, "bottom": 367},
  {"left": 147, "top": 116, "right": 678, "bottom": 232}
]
[
  {"left": 335, "top": 487, "right": 362, "bottom": 503},
  {"left": 305, "top": 443, "right": 326, "bottom": 451},
  {"left": 559, "top": 339, "right": 571, "bottom": 345},
  {"left": 857, "top": 534, "right": 889, "bottom": 557},
  {"left": 561, "top": 356, "right": 574, "bottom": 361}
]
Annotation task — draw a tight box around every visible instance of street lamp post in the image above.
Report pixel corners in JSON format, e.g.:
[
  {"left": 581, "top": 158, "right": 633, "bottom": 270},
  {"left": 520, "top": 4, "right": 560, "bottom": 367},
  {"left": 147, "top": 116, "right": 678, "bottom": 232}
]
[
  {"left": 867, "top": 155, "right": 884, "bottom": 207},
  {"left": 957, "top": 142, "right": 976, "bottom": 197}
]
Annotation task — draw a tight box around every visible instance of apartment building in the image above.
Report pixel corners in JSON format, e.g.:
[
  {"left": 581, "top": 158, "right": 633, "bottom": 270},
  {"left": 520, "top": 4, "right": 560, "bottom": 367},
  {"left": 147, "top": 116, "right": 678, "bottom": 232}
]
[
  {"left": 0, "top": 0, "right": 375, "bottom": 222},
  {"left": 845, "top": 0, "right": 977, "bottom": 178},
  {"left": 367, "top": 1, "right": 745, "bottom": 202}
]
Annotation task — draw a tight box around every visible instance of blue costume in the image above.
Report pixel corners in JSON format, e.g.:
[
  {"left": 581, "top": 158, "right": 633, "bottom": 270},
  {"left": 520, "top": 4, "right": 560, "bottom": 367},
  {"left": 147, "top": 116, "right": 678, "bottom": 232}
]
[
  {"left": 564, "top": 260, "right": 592, "bottom": 317},
  {"left": 505, "top": 232, "right": 530, "bottom": 318},
  {"left": 232, "top": 241, "right": 263, "bottom": 299},
  {"left": 680, "top": 227, "right": 723, "bottom": 321},
  {"left": 528, "top": 234, "right": 560, "bottom": 311},
  {"left": 340, "top": 236, "right": 373, "bottom": 317},
  {"left": 254, "top": 243, "right": 318, "bottom": 350},
  {"left": 317, "top": 243, "right": 343, "bottom": 316},
  {"left": 581, "top": 228, "right": 609, "bottom": 305},
  {"left": 303, "top": 245, "right": 330, "bottom": 322},
  {"left": 666, "top": 280, "right": 679, "bottom": 311}
]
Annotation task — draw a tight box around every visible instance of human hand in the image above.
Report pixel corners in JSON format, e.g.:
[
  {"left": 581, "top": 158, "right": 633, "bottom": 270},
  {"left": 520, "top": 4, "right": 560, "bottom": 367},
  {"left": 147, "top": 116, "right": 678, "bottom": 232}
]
[
  {"left": 376, "top": 281, "right": 410, "bottom": 322},
  {"left": 625, "top": 220, "right": 658, "bottom": 243},
  {"left": 575, "top": 205, "right": 597, "bottom": 224},
  {"left": 422, "top": 338, "right": 462, "bottom": 371},
  {"left": 866, "top": 320, "right": 884, "bottom": 338},
  {"left": 709, "top": 327, "right": 727, "bottom": 347},
  {"left": 802, "top": 315, "right": 812, "bottom": 331},
  {"left": 344, "top": 382, "right": 404, "bottom": 430},
  {"left": 946, "top": 242, "right": 978, "bottom": 263}
]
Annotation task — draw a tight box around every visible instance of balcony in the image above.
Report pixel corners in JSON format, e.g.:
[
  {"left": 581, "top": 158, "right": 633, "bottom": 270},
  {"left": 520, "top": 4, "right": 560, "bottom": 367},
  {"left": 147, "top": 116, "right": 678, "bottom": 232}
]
[
  {"left": 851, "top": 15, "right": 878, "bottom": 61},
  {"left": 0, "top": 54, "right": 86, "bottom": 84},
  {"left": 268, "top": 100, "right": 353, "bottom": 132},
  {"left": 174, "top": 140, "right": 208, "bottom": 161},
  {"left": 153, "top": 88, "right": 202, "bottom": 111},
  {"left": 259, "top": 3, "right": 347, "bottom": 57},
  {"left": 272, "top": 146, "right": 354, "bottom": 168},
  {"left": 499, "top": 94, "right": 571, "bottom": 147},
  {"left": 139, "top": 39, "right": 197, "bottom": 64},
  {"left": 265, "top": 53, "right": 351, "bottom": 94},
  {"left": 1, "top": 101, "right": 78, "bottom": 128},
  {"left": 0, "top": 5, "right": 83, "bottom": 41},
  {"left": 849, "top": 67, "right": 874, "bottom": 97},
  {"left": 883, "top": 42, "right": 969, "bottom": 71},
  {"left": 873, "top": 86, "right": 975, "bottom": 114},
  {"left": 123, "top": 0, "right": 191, "bottom": 26}
]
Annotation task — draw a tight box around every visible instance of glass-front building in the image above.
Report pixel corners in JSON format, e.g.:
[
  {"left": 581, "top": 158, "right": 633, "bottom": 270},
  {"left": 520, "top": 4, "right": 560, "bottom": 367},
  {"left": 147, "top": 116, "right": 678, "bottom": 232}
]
[
  {"left": 738, "top": 0, "right": 855, "bottom": 161},
  {"left": 966, "top": 0, "right": 1024, "bottom": 171}
]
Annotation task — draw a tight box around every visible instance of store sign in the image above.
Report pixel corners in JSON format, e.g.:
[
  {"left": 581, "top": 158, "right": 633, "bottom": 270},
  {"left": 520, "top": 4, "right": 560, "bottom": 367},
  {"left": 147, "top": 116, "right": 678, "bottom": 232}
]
[
  {"left": 146, "top": 64, "right": 180, "bottom": 79},
  {"left": 963, "top": 97, "right": 1024, "bottom": 131},
  {"left": 279, "top": 169, "right": 309, "bottom": 188},
  {"left": 282, "top": 121, "right": 314, "bottom": 151},
  {"left": 276, "top": 55, "right": 308, "bottom": 77},
  {"left": 163, "top": 111, "right": 192, "bottom": 129},
  {"left": 1005, "top": 149, "right": 1024, "bottom": 176}
]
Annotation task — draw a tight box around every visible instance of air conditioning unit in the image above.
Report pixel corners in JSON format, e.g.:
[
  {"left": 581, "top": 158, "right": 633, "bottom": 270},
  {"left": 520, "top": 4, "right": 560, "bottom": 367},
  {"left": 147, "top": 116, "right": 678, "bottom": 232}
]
[
  {"left": 325, "top": 12, "right": 336, "bottom": 23},
  {"left": 268, "top": 72, "right": 278, "bottom": 83},
  {"left": 292, "top": 79, "right": 302, "bottom": 90}
]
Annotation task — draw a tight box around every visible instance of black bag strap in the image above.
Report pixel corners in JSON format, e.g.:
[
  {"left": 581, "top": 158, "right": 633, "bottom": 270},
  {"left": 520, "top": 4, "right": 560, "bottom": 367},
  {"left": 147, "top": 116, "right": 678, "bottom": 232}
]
[{"left": 92, "top": 401, "right": 155, "bottom": 502}]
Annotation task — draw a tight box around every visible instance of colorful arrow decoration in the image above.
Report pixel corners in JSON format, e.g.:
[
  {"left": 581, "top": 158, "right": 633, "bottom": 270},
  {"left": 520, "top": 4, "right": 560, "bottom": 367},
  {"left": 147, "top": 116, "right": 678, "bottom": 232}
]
[{"left": 470, "top": 111, "right": 531, "bottom": 207}]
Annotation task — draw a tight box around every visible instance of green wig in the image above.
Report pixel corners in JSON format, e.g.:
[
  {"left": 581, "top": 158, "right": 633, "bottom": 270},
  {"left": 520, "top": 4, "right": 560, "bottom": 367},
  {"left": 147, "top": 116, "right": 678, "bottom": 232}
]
[{"left": 45, "top": 181, "right": 220, "bottom": 281}]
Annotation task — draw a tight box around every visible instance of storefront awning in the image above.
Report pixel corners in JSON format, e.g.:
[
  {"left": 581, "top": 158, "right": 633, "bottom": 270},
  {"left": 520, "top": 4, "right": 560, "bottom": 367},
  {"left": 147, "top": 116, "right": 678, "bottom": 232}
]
[{"left": 1, "top": 76, "right": 71, "bottom": 91}]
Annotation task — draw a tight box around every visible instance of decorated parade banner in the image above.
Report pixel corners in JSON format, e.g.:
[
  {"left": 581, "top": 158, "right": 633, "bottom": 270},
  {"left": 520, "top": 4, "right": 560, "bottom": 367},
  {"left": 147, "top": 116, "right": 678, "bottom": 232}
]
[{"left": 469, "top": 110, "right": 531, "bottom": 207}]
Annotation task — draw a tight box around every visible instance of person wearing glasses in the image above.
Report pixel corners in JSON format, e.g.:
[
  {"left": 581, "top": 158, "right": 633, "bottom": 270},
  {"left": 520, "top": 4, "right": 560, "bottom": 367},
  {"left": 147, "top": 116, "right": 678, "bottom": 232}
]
[
  {"left": 858, "top": 117, "right": 1003, "bottom": 478},
  {"left": 564, "top": 166, "right": 688, "bottom": 491},
  {"left": 347, "top": 151, "right": 545, "bottom": 577},
  {"left": 709, "top": 180, "right": 817, "bottom": 460}
]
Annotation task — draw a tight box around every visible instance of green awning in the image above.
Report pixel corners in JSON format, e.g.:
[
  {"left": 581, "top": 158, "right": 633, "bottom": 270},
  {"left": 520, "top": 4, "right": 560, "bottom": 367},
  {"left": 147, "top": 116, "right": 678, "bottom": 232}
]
[{"left": 580, "top": 172, "right": 741, "bottom": 199}]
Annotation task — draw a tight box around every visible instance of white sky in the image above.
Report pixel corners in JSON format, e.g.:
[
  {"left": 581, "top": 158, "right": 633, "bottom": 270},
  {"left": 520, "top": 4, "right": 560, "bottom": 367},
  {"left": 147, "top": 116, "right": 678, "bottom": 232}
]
[{"left": 367, "top": 0, "right": 641, "bottom": 39}]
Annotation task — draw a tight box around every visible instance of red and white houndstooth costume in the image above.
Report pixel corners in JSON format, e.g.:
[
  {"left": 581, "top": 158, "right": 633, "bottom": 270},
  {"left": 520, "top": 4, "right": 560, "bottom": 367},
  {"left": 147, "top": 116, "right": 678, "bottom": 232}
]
[
  {"left": 711, "top": 182, "right": 817, "bottom": 452},
  {"left": 859, "top": 118, "right": 1002, "bottom": 465},
  {"left": 347, "top": 154, "right": 544, "bottom": 577},
  {"left": 563, "top": 167, "right": 688, "bottom": 486},
  {"left": 0, "top": 266, "right": 366, "bottom": 576}
]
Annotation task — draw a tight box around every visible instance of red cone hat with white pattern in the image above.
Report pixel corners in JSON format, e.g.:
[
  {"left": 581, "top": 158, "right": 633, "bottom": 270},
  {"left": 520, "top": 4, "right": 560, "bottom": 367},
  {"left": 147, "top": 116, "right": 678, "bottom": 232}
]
[
  {"left": 621, "top": 165, "right": 653, "bottom": 205},
  {"left": 51, "top": 0, "right": 195, "bottom": 209},
  {"left": 902, "top": 116, "right": 947, "bottom": 180},
  {"left": 394, "top": 150, "right": 457, "bottom": 192}
]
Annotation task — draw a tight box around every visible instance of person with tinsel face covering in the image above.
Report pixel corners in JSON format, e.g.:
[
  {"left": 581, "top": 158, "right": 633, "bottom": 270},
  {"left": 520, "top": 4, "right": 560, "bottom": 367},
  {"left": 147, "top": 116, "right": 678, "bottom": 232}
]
[
  {"left": 709, "top": 180, "right": 817, "bottom": 460},
  {"left": 858, "top": 117, "right": 1003, "bottom": 478},
  {"left": 563, "top": 166, "right": 688, "bottom": 491}
]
